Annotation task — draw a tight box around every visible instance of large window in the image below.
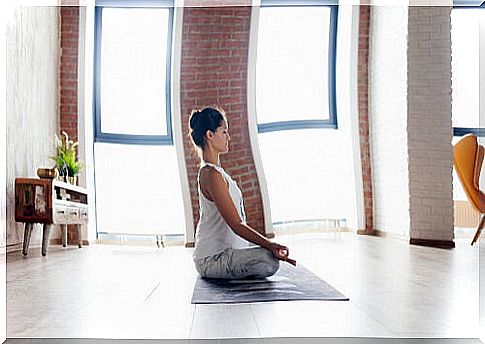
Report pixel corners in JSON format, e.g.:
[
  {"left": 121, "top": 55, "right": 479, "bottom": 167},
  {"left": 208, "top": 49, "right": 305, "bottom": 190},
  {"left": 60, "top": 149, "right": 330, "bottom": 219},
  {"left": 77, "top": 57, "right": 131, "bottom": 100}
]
[
  {"left": 256, "top": 1, "right": 338, "bottom": 132},
  {"left": 93, "top": 1, "right": 186, "bottom": 238},
  {"left": 255, "top": 1, "right": 348, "bottom": 229},
  {"left": 452, "top": 1, "right": 485, "bottom": 235},
  {"left": 452, "top": 1, "right": 484, "bottom": 136}
]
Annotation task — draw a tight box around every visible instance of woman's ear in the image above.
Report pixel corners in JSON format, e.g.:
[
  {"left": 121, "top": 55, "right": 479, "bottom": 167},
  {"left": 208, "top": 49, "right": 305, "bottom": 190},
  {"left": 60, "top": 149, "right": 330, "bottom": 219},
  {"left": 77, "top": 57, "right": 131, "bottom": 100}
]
[{"left": 205, "top": 130, "right": 213, "bottom": 142}]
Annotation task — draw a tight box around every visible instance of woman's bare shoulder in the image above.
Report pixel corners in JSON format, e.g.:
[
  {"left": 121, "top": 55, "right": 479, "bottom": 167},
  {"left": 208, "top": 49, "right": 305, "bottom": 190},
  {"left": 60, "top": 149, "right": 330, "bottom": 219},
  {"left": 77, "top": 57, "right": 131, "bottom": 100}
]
[{"left": 199, "top": 165, "right": 227, "bottom": 188}]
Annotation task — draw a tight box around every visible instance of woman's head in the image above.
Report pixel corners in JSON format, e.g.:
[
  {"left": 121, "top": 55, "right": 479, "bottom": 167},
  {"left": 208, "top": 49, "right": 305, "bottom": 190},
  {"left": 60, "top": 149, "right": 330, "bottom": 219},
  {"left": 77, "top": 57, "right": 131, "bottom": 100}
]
[{"left": 189, "top": 106, "right": 230, "bottom": 153}]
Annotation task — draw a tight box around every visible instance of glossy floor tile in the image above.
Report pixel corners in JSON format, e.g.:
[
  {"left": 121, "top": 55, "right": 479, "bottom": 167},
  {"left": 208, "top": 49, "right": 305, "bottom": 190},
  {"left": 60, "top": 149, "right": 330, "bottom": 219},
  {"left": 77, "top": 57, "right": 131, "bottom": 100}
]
[
  {"left": 6, "top": 232, "right": 480, "bottom": 339},
  {"left": 190, "top": 304, "right": 260, "bottom": 339}
]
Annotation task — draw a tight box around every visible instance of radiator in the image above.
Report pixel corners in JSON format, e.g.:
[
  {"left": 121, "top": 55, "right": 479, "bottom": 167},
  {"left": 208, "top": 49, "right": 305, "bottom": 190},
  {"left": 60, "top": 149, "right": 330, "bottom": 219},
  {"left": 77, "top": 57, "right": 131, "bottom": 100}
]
[{"left": 454, "top": 200, "right": 480, "bottom": 228}]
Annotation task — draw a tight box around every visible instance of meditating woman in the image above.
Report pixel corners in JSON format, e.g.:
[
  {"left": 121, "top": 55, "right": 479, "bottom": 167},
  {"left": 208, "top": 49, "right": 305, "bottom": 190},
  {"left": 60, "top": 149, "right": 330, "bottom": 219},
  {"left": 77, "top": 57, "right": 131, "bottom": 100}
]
[{"left": 189, "top": 106, "right": 297, "bottom": 279}]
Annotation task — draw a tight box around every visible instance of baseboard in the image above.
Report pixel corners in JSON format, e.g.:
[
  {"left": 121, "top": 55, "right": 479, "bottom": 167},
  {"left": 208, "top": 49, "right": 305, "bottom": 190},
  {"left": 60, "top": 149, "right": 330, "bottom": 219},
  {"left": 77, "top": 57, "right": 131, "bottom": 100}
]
[
  {"left": 374, "top": 229, "right": 387, "bottom": 237},
  {"left": 357, "top": 229, "right": 458, "bottom": 249},
  {"left": 6, "top": 243, "right": 23, "bottom": 254},
  {"left": 409, "top": 238, "right": 455, "bottom": 249},
  {"left": 357, "top": 229, "right": 377, "bottom": 236}
]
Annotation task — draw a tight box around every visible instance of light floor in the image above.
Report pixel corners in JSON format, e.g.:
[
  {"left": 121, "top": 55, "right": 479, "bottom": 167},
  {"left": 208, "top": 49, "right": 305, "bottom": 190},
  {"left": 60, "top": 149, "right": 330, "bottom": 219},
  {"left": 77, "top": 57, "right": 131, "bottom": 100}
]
[{"left": 6, "top": 232, "right": 481, "bottom": 339}]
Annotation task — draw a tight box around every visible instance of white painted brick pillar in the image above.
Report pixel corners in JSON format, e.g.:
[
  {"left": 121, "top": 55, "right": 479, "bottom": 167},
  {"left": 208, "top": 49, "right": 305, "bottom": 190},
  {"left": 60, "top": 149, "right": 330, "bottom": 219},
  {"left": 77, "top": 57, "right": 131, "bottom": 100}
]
[{"left": 407, "top": 6, "right": 454, "bottom": 246}]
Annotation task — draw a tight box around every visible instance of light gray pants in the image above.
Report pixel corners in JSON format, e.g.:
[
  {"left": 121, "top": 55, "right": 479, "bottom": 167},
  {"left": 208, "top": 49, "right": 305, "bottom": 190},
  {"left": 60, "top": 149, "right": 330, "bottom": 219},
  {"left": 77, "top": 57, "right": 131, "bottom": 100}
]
[{"left": 195, "top": 246, "right": 280, "bottom": 279}]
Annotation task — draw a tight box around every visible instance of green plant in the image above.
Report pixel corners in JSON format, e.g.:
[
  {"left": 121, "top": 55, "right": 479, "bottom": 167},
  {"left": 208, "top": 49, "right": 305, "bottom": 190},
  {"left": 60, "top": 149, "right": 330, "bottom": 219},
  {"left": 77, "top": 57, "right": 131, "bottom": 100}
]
[{"left": 50, "top": 131, "right": 84, "bottom": 177}]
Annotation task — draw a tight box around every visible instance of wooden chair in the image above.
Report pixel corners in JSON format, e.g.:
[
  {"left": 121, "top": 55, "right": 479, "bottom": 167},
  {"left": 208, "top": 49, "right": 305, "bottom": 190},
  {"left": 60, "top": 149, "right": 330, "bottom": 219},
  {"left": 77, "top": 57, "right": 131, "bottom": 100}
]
[{"left": 453, "top": 134, "right": 485, "bottom": 245}]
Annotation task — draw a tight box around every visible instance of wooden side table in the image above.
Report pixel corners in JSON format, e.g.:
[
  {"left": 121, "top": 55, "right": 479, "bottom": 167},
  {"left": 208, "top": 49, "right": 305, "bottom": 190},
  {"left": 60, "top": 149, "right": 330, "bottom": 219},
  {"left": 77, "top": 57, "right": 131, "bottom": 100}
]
[{"left": 15, "top": 178, "right": 89, "bottom": 256}]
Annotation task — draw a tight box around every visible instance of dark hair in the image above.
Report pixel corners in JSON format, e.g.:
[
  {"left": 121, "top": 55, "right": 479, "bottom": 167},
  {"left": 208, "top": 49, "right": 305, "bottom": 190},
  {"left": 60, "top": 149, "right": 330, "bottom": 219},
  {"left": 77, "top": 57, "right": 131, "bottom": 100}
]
[{"left": 188, "top": 106, "right": 226, "bottom": 150}]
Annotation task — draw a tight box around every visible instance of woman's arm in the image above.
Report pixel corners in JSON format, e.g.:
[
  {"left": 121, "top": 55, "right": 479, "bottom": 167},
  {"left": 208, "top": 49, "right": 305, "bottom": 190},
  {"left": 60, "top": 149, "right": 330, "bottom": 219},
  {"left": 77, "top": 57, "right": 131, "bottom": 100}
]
[{"left": 201, "top": 168, "right": 295, "bottom": 265}]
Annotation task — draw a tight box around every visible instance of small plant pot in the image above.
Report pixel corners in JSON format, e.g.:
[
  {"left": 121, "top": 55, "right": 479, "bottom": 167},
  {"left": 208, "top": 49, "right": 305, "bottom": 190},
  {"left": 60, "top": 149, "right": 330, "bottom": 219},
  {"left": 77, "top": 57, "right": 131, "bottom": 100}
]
[
  {"left": 37, "top": 167, "right": 58, "bottom": 179},
  {"left": 68, "top": 176, "right": 77, "bottom": 185}
]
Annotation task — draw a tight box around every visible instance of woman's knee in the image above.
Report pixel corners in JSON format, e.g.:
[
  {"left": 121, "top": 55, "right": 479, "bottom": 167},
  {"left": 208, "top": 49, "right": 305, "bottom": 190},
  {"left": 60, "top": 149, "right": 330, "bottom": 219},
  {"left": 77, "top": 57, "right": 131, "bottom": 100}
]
[
  {"left": 195, "top": 251, "right": 231, "bottom": 279},
  {"left": 260, "top": 248, "right": 280, "bottom": 276}
]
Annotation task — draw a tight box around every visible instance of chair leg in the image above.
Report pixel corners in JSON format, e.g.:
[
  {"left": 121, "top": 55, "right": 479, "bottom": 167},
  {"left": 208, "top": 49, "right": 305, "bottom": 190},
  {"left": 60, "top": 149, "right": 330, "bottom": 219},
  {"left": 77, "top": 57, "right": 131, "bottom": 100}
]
[{"left": 471, "top": 214, "right": 485, "bottom": 246}]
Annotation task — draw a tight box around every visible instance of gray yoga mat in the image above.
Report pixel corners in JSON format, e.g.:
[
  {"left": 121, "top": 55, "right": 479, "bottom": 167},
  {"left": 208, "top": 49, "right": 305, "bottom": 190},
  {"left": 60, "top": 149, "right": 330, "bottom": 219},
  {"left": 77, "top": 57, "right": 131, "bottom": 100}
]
[{"left": 191, "top": 263, "right": 349, "bottom": 304}]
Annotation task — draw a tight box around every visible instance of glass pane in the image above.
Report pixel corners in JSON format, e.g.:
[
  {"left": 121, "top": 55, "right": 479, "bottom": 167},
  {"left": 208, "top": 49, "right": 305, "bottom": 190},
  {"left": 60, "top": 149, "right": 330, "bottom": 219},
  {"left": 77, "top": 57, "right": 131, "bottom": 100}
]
[
  {"left": 256, "top": 7, "right": 330, "bottom": 124},
  {"left": 258, "top": 129, "right": 352, "bottom": 224},
  {"left": 451, "top": 9, "right": 480, "bottom": 128},
  {"left": 94, "top": 143, "right": 186, "bottom": 235},
  {"left": 100, "top": 8, "right": 169, "bottom": 135}
]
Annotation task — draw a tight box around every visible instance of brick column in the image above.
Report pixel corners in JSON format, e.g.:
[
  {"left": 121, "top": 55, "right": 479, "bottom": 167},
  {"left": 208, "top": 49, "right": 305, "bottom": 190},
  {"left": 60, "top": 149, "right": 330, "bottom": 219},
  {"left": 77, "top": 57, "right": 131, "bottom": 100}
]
[
  {"left": 357, "top": 5, "right": 375, "bottom": 235},
  {"left": 59, "top": 5, "right": 80, "bottom": 244},
  {"left": 59, "top": 6, "right": 79, "bottom": 142},
  {"left": 407, "top": 7, "right": 454, "bottom": 248},
  {"left": 180, "top": 4, "right": 267, "bottom": 237}
]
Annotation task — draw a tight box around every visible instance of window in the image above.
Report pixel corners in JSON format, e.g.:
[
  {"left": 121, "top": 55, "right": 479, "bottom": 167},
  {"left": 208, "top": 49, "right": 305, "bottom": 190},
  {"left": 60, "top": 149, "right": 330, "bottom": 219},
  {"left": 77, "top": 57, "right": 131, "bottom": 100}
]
[
  {"left": 94, "top": 1, "right": 174, "bottom": 144},
  {"left": 452, "top": 1, "right": 485, "bottom": 235},
  {"left": 256, "top": 0, "right": 338, "bottom": 133},
  {"left": 93, "top": 1, "right": 187, "bottom": 238},
  {"left": 254, "top": 1, "right": 349, "bottom": 229},
  {"left": 452, "top": 0, "right": 485, "bottom": 136}
]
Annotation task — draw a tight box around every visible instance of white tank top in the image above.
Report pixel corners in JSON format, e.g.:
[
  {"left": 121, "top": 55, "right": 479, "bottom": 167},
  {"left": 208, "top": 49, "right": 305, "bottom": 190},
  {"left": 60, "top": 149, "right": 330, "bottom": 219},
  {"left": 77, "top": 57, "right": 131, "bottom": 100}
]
[{"left": 193, "top": 162, "right": 250, "bottom": 261}]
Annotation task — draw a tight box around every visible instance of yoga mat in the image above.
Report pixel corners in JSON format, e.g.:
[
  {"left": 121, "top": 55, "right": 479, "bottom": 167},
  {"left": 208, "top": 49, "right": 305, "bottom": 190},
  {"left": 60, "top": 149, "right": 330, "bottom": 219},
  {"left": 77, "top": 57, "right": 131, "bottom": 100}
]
[{"left": 191, "top": 263, "right": 349, "bottom": 304}]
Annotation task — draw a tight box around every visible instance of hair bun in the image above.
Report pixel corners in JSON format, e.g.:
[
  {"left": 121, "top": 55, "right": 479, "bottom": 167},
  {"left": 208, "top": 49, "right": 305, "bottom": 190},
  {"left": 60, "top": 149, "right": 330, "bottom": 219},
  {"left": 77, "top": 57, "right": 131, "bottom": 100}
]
[{"left": 189, "top": 109, "right": 201, "bottom": 130}]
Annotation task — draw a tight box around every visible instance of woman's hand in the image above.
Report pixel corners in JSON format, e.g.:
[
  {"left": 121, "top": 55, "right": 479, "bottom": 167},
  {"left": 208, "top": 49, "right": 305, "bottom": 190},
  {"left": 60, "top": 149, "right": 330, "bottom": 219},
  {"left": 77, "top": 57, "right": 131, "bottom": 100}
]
[{"left": 268, "top": 242, "right": 297, "bottom": 266}]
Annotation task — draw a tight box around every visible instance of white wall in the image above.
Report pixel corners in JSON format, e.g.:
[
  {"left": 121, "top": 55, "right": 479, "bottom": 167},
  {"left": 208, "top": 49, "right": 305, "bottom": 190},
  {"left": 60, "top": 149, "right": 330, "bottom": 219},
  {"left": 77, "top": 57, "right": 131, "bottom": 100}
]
[
  {"left": 1, "top": 4, "right": 10, "bottom": 249},
  {"left": 6, "top": 7, "right": 60, "bottom": 249},
  {"left": 369, "top": 6, "right": 410, "bottom": 238},
  {"left": 0, "top": 3, "right": 8, "bottom": 343}
]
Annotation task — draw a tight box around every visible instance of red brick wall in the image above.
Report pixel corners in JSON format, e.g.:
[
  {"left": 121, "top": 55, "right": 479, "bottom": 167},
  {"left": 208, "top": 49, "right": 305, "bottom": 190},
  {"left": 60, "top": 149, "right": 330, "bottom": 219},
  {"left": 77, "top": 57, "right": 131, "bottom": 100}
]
[
  {"left": 59, "top": 6, "right": 79, "bottom": 143},
  {"left": 59, "top": 5, "right": 80, "bottom": 243},
  {"left": 58, "top": 4, "right": 369, "bottom": 241},
  {"left": 180, "top": 5, "right": 267, "bottom": 237},
  {"left": 357, "top": 5, "right": 374, "bottom": 234}
]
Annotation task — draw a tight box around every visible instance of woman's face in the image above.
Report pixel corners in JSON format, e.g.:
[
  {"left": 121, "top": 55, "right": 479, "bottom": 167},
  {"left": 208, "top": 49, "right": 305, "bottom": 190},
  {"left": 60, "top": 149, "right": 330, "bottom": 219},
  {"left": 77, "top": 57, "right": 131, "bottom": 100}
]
[{"left": 209, "top": 120, "right": 230, "bottom": 154}]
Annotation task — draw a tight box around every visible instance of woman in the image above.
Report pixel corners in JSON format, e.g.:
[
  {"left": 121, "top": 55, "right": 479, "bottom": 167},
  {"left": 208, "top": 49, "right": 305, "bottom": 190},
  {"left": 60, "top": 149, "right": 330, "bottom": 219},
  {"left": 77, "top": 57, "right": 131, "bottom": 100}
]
[{"left": 189, "top": 106, "right": 296, "bottom": 280}]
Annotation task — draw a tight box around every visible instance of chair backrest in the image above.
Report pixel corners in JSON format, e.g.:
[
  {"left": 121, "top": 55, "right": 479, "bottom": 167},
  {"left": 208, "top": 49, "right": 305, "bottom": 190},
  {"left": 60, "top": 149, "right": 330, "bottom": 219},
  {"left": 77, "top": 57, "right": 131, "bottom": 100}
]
[{"left": 453, "top": 134, "right": 485, "bottom": 213}]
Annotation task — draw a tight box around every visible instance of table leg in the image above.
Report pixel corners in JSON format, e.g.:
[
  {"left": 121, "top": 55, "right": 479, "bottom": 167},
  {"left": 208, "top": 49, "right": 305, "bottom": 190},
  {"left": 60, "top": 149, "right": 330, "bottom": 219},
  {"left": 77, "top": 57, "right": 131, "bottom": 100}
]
[
  {"left": 42, "top": 224, "right": 52, "bottom": 257},
  {"left": 77, "top": 225, "right": 82, "bottom": 248},
  {"left": 22, "top": 223, "right": 33, "bottom": 256},
  {"left": 61, "top": 224, "right": 67, "bottom": 247}
]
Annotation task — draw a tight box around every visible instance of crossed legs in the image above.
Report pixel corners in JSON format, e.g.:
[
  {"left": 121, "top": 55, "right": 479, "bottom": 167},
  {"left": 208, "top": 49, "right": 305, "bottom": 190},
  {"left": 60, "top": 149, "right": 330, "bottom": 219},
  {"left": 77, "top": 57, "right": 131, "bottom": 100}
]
[{"left": 195, "top": 246, "right": 280, "bottom": 279}]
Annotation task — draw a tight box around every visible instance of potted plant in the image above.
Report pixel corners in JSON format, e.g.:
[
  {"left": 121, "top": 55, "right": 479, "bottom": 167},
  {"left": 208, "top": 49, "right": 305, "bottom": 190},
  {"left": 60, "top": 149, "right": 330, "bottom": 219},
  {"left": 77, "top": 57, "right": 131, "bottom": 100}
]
[{"left": 51, "top": 131, "right": 83, "bottom": 184}]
